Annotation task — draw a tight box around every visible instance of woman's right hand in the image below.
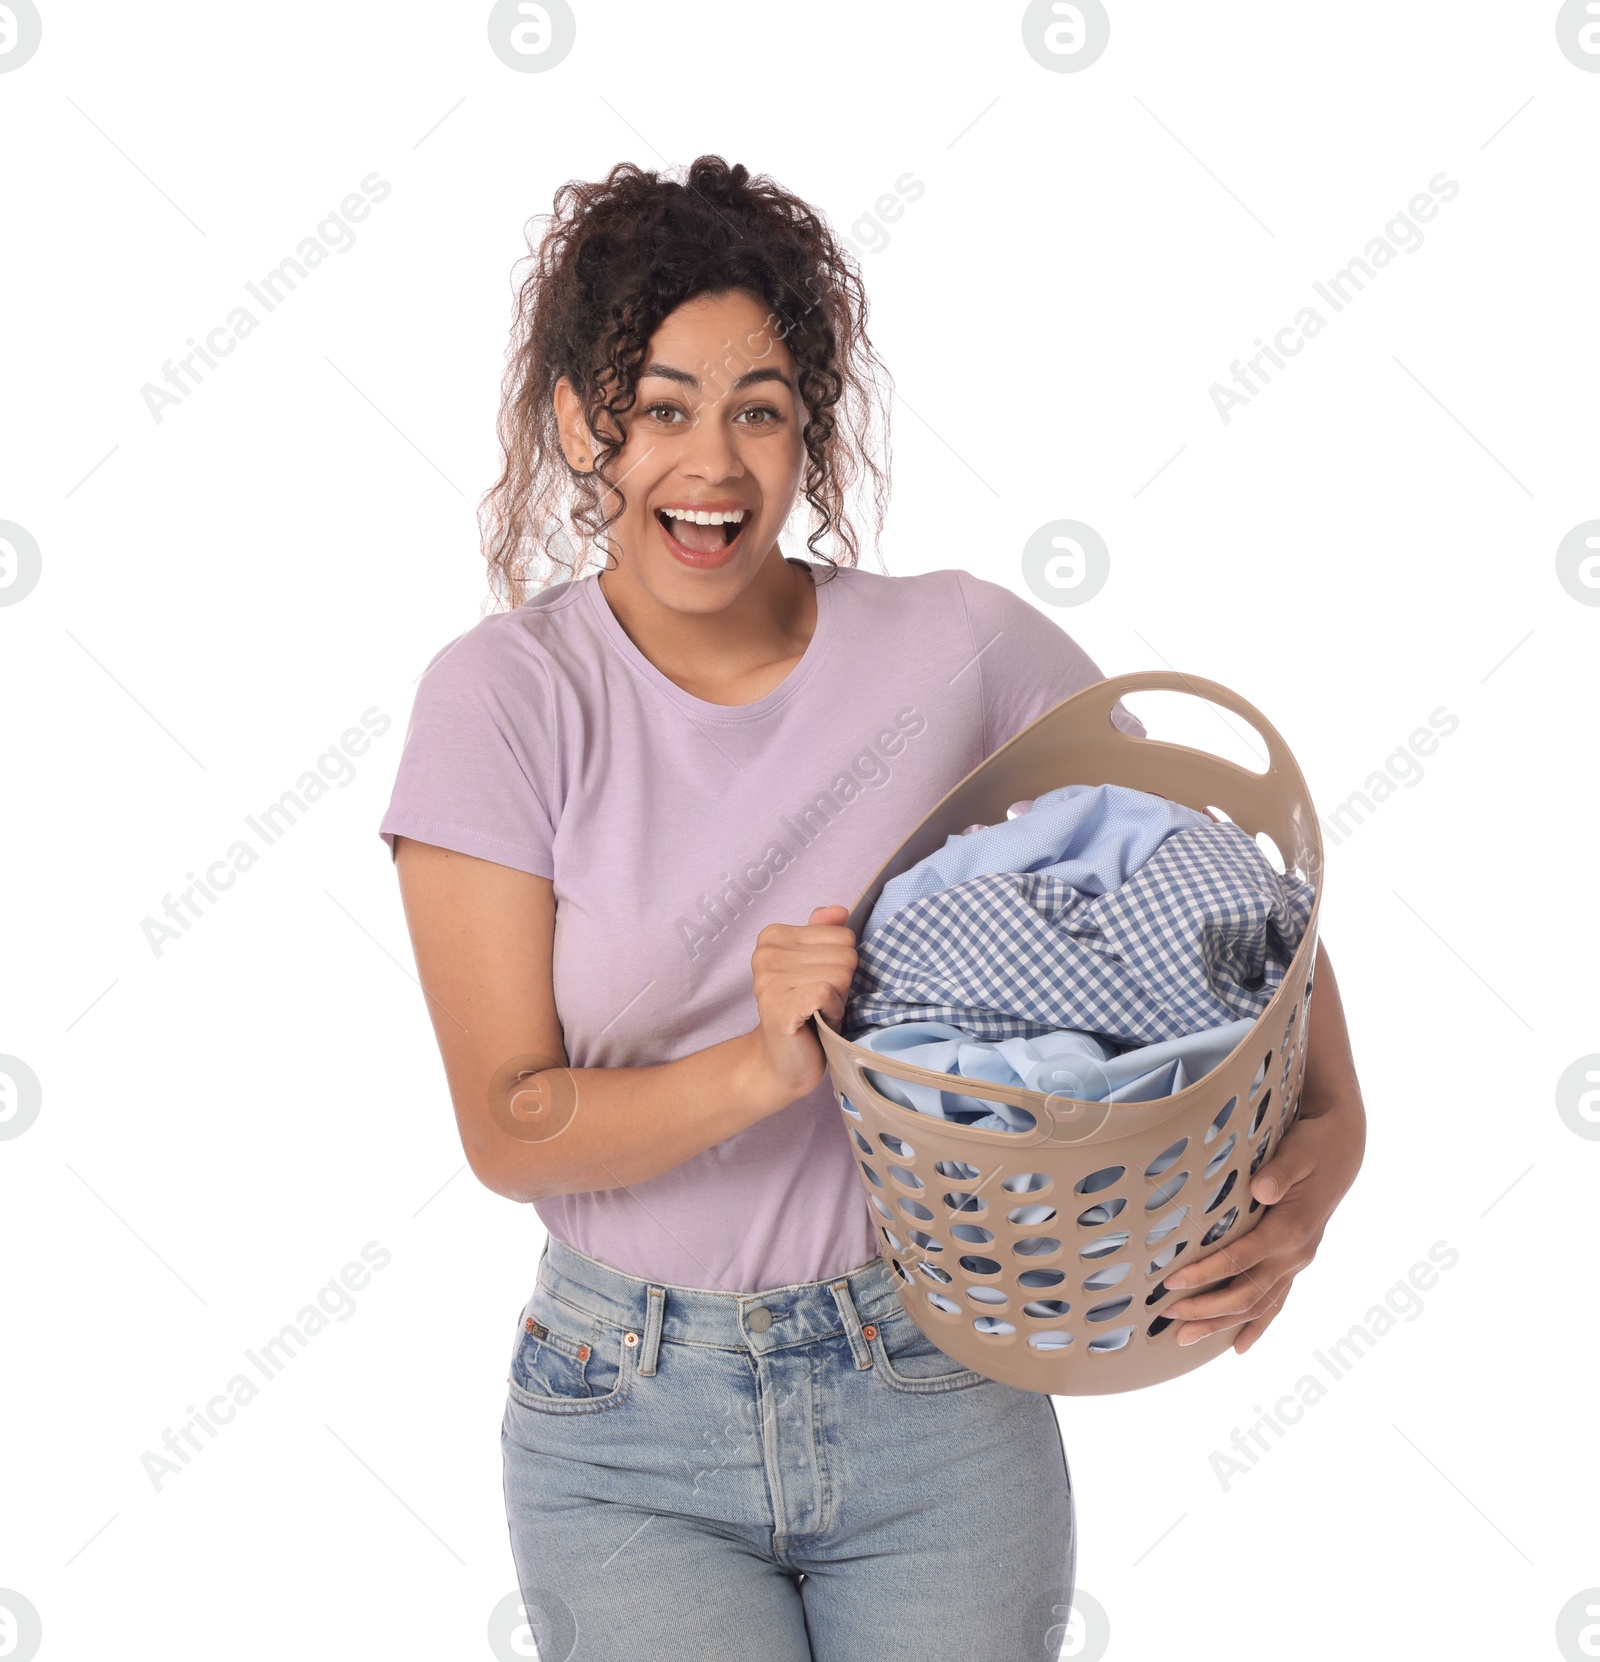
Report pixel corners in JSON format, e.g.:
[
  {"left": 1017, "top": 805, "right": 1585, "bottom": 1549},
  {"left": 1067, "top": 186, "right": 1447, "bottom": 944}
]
[{"left": 747, "top": 904, "right": 858, "bottom": 1107}]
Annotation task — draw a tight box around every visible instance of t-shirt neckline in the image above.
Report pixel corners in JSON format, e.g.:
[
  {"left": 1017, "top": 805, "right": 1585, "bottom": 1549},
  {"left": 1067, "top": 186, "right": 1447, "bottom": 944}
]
[{"left": 584, "top": 559, "right": 836, "bottom": 724}]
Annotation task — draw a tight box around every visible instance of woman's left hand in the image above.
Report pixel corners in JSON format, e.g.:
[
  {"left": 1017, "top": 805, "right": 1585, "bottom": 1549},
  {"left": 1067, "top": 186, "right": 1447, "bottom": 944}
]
[{"left": 1161, "top": 1077, "right": 1365, "bottom": 1355}]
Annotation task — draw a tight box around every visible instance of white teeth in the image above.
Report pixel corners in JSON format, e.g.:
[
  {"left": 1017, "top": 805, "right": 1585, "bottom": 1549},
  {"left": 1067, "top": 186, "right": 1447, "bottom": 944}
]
[{"left": 661, "top": 507, "right": 746, "bottom": 525}]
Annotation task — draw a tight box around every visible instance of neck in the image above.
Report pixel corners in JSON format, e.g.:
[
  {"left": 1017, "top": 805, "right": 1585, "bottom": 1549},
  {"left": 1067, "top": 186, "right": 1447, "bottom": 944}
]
[{"left": 598, "top": 548, "right": 817, "bottom": 690}]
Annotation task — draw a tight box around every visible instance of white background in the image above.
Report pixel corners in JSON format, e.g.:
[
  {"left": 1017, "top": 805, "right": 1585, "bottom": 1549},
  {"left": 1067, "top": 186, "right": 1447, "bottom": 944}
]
[{"left": 2, "top": 2, "right": 1596, "bottom": 1658}]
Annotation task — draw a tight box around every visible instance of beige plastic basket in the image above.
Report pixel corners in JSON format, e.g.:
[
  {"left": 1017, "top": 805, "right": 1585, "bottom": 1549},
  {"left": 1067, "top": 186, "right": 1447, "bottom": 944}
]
[{"left": 815, "top": 671, "right": 1323, "bottom": 1396}]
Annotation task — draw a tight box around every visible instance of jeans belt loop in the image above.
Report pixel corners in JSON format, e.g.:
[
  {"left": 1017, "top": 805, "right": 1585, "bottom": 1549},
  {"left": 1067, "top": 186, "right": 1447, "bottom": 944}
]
[
  {"left": 637, "top": 1284, "right": 666, "bottom": 1377},
  {"left": 827, "top": 1277, "right": 874, "bottom": 1371}
]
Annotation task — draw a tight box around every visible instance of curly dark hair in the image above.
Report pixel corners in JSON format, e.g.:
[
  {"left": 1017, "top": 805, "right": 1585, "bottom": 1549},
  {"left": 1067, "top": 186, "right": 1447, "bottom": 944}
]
[{"left": 477, "top": 155, "right": 893, "bottom": 610}]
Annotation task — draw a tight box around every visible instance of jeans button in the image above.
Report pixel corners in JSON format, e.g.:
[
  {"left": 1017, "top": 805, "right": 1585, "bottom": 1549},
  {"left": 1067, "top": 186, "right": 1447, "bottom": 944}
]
[{"left": 747, "top": 1306, "right": 772, "bottom": 1333}]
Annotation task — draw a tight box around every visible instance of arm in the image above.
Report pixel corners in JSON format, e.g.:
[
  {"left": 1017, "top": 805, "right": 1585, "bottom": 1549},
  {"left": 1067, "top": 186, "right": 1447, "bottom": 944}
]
[
  {"left": 1162, "top": 939, "right": 1367, "bottom": 1353},
  {"left": 393, "top": 837, "right": 856, "bottom": 1205}
]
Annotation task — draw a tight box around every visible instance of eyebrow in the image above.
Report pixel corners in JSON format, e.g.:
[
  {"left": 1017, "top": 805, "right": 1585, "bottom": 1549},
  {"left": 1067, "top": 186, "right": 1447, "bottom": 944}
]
[{"left": 638, "top": 362, "right": 792, "bottom": 391}]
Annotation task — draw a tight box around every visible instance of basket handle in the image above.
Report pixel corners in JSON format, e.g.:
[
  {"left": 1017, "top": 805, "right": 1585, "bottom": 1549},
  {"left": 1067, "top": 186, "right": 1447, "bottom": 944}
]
[{"left": 1081, "top": 668, "right": 1303, "bottom": 790}]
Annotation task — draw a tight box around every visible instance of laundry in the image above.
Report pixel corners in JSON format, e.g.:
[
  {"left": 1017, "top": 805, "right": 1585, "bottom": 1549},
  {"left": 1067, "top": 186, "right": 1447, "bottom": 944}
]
[
  {"left": 852, "top": 1016, "right": 1259, "bottom": 1133},
  {"left": 842, "top": 784, "right": 1315, "bottom": 1130},
  {"left": 847, "top": 819, "right": 1313, "bottom": 1044},
  {"left": 863, "top": 783, "right": 1209, "bottom": 941}
]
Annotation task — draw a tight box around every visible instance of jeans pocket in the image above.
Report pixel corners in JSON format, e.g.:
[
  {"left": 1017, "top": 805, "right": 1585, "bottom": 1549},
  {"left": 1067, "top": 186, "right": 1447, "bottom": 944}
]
[
  {"left": 507, "top": 1290, "right": 634, "bottom": 1415},
  {"left": 870, "top": 1304, "right": 990, "bottom": 1394}
]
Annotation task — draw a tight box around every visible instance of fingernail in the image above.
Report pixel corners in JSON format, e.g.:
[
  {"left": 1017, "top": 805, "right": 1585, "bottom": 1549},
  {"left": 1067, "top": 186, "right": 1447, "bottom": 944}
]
[
  {"left": 1258, "top": 1180, "right": 1277, "bottom": 1201},
  {"left": 1177, "top": 1330, "right": 1201, "bottom": 1346}
]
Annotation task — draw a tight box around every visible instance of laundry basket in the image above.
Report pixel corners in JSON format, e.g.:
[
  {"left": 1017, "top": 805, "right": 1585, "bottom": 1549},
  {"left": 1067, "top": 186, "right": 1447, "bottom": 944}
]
[{"left": 815, "top": 671, "right": 1323, "bottom": 1396}]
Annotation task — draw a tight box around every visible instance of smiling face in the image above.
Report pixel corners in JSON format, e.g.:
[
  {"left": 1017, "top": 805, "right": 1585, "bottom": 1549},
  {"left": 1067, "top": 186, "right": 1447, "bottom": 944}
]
[{"left": 555, "top": 289, "right": 807, "bottom": 613}]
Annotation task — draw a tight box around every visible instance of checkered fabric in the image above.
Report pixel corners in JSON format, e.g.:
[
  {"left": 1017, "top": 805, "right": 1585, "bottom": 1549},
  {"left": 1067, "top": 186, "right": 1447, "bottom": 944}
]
[{"left": 843, "top": 821, "right": 1315, "bottom": 1045}]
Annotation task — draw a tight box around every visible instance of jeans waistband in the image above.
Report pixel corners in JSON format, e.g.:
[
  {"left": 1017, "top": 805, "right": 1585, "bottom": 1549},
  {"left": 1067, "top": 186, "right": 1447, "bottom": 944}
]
[{"left": 535, "top": 1236, "right": 907, "bottom": 1376}]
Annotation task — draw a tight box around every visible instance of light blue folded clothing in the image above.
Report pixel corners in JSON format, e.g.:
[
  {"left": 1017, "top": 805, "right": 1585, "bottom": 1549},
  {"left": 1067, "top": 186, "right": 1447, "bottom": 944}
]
[
  {"left": 863, "top": 783, "right": 1208, "bottom": 942},
  {"left": 854, "top": 1016, "right": 1258, "bottom": 1133}
]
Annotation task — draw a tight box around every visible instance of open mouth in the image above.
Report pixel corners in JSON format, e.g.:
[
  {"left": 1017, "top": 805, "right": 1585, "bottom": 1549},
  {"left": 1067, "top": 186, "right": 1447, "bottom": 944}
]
[{"left": 654, "top": 506, "right": 748, "bottom": 559}]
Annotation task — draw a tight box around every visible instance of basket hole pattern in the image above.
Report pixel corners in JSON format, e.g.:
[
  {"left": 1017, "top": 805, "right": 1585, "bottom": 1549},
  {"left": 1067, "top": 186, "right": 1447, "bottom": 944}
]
[
  {"left": 1144, "top": 1206, "right": 1187, "bottom": 1245},
  {"left": 921, "top": 1094, "right": 1034, "bottom": 1132},
  {"left": 842, "top": 1003, "right": 1317, "bottom": 1363},
  {"left": 1202, "top": 1134, "right": 1238, "bottom": 1178},
  {"left": 1249, "top": 1053, "right": 1272, "bottom": 1100},
  {"left": 1248, "top": 1090, "right": 1273, "bottom": 1136},
  {"left": 1025, "top": 1299, "right": 1071, "bottom": 1318},
  {"left": 877, "top": 1083, "right": 1036, "bottom": 1136},
  {"left": 1144, "top": 1140, "right": 1187, "bottom": 1179},
  {"left": 1255, "top": 831, "right": 1286, "bottom": 875},
  {"left": 1144, "top": 1171, "right": 1189, "bottom": 1211}
]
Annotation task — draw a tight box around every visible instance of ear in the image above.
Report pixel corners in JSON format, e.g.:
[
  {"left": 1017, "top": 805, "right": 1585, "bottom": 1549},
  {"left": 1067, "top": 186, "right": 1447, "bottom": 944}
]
[{"left": 553, "top": 377, "right": 594, "bottom": 471}]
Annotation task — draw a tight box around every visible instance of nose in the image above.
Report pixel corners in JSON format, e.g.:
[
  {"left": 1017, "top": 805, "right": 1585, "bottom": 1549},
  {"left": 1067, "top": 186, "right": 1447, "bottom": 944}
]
[{"left": 676, "top": 403, "right": 745, "bottom": 484}]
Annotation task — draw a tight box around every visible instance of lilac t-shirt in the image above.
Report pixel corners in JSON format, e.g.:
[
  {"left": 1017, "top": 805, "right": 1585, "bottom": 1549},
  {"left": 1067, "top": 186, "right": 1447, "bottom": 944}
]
[{"left": 378, "top": 560, "right": 1146, "bottom": 1293}]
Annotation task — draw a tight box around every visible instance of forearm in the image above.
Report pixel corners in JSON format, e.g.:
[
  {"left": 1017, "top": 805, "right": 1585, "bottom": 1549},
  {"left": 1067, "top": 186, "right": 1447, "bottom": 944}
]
[
  {"left": 472, "top": 1027, "right": 794, "bottom": 1204},
  {"left": 1285, "top": 940, "right": 1366, "bottom": 1190}
]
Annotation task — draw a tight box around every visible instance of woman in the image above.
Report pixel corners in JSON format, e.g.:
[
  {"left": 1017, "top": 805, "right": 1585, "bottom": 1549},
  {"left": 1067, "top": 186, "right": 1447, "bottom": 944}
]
[{"left": 379, "top": 157, "right": 1366, "bottom": 1660}]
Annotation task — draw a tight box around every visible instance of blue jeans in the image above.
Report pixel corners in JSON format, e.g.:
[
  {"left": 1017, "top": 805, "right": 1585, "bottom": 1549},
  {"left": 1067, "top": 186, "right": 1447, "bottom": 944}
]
[{"left": 501, "top": 1235, "right": 1076, "bottom": 1661}]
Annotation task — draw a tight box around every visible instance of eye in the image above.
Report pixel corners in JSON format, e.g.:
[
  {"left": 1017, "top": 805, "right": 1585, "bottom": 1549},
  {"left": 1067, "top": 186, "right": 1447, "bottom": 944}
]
[
  {"left": 736, "top": 404, "right": 782, "bottom": 426},
  {"left": 643, "top": 401, "right": 687, "bottom": 424}
]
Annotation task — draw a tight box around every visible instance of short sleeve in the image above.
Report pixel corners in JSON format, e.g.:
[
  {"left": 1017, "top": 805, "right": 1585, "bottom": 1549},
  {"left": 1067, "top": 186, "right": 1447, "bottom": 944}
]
[
  {"left": 377, "top": 620, "right": 559, "bottom": 878},
  {"left": 955, "top": 570, "right": 1148, "bottom": 753}
]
